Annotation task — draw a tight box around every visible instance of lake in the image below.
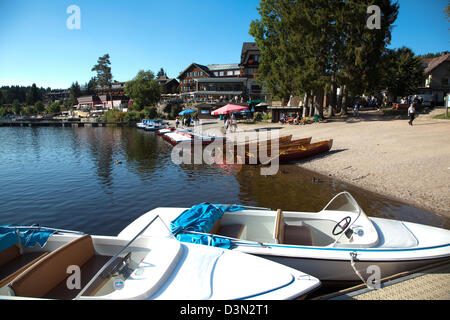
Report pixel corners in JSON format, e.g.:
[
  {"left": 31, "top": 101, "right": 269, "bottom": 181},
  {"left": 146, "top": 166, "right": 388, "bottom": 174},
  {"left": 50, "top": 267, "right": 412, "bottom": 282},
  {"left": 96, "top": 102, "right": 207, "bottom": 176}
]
[{"left": 0, "top": 126, "right": 448, "bottom": 236}]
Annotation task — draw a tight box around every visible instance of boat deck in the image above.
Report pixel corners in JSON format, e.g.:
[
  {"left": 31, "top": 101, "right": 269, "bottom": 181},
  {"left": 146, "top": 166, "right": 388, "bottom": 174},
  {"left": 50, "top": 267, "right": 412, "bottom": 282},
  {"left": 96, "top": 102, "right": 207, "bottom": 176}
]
[{"left": 313, "top": 260, "right": 450, "bottom": 300}]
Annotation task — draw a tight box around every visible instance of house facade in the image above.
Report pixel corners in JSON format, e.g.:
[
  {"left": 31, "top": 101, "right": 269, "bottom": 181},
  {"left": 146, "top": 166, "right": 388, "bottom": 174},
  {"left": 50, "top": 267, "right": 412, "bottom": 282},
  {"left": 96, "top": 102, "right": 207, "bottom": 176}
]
[{"left": 419, "top": 53, "right": 450, "bottom": 105}]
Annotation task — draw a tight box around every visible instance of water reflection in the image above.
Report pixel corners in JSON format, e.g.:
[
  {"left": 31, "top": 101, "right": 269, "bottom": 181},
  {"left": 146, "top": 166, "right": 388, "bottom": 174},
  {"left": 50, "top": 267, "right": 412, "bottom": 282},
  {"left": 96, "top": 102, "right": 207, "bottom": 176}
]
[{"left": 0, "top": 126, "right": 448, "bottom": 238}]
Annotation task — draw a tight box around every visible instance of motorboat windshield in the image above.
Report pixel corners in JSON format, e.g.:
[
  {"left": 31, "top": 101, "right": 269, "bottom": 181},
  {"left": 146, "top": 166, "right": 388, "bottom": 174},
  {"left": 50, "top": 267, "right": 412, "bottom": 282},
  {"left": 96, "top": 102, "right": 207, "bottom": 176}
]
[{"left": 75, "top": 215, "right": 175, "bottom": 299}]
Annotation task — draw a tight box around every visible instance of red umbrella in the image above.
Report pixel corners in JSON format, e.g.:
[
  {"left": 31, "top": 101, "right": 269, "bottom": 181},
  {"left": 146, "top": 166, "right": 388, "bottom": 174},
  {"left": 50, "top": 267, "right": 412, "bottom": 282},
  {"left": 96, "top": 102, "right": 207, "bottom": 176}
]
[{"left": 211, "top": 104, "right": 249, "bottom": 116}]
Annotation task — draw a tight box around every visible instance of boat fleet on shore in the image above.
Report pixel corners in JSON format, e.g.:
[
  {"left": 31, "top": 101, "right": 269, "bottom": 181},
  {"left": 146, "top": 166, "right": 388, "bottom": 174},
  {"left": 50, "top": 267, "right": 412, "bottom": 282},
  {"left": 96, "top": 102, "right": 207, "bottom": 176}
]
[{"left": 1, "top": 192, "right": 449, "bottom": 300}]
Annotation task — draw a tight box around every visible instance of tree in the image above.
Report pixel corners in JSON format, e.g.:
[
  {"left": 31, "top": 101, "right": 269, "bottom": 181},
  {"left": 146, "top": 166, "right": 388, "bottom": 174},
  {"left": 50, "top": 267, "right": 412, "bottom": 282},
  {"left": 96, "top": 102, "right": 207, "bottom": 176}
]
[
  {"left": 92, "top": 54, "right": 113, "bottom": 106},
  {"left": 12, "top": 100, "right": 21, "bottom": 115},
  {"left": 26, "top": 83, "right": 42, "bottom": 106},
  {"left": 69, "top": 82, "right": 82, "bottom": 108},
  {"left": 83, "top": 77, "right": 97, "bottom": 95},
  {"left": 379, "top": 47, "right": 425, "bottom": 100},
  {"left": 124, "top": 70, "right": 161, "bottom": 111},
  {"left": 157, "top": 68, "right": 167, "bottom": 78},
  {"left": 34, "top": 101, "right": 45, "bottom": 113},
  {"left": 250, "top": 0, "right": 399, "bottom": 116}
]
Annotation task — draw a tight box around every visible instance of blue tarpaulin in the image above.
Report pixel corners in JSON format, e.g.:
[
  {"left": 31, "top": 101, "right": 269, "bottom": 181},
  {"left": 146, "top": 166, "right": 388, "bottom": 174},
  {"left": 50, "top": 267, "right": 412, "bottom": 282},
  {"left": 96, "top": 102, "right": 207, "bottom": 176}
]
[
  {"left": 170, "top": 203, "right": 246, "bottom": 249},
  {"left": 0, "top": 225, "right": 56, "bottom": 252}
]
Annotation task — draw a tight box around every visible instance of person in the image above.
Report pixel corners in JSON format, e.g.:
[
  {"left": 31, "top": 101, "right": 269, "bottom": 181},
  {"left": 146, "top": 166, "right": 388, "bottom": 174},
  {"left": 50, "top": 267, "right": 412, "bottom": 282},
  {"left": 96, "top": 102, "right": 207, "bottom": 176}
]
[
  {"left": 231, "top": 113, "right": 237, "bottom": 132},
  {"left": 280, "top": 113, "right": 287, "bottom": 124},
  {"left": 353, "top": 101, "right": 360, "bottom": 117},
  {"left": 175, "top": 116, "right": 180, "bottom": 128},
  {"left": 408, "top": 103, "right": 416, "bottom": 126},
  {"left": 224, "top": 115, "right": 230, "bottom": 132}
]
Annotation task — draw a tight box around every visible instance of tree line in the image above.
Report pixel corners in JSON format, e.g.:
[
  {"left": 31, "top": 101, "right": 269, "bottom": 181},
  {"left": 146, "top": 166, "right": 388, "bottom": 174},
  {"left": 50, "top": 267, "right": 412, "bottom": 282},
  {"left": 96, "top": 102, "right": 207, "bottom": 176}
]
[{"left": 249, "top": 0, "right": 428, "bottom": 117}]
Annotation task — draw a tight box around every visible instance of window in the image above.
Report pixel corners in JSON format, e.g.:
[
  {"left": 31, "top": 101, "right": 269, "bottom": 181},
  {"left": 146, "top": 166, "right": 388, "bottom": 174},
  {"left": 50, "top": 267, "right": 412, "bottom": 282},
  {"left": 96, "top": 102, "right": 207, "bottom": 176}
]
[
  {"left": 214, "top": 72, "right": 219, "bottom": 77},
  {"left": 227, "top": 71, "right": 234, "bottom": 76},
  {"left": 234, "top": 70, "right": 241, "bottom": 76},
  {"left": 219, "top": 71, "right": 224, "bottom": 76}
]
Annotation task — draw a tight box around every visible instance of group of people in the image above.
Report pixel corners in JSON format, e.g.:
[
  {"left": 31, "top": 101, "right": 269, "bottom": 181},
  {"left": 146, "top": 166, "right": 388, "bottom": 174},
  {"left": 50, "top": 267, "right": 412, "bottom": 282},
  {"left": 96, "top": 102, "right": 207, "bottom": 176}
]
[
  {"left": 175, "top": 115, "right": 200, "bottom": 128},
  {"left": 400, "top": 95, "right": 423, "bottom": 106},
  {"left": 280, "top": 112, "right": 303, "bottom": 124}
]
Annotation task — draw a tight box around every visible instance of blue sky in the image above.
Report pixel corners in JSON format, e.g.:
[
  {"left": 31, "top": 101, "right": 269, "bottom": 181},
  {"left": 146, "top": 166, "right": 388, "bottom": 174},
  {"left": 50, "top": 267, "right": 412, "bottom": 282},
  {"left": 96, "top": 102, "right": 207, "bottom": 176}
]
[{"left": 0, "top": 0, "right": 448, "bottom": 89}]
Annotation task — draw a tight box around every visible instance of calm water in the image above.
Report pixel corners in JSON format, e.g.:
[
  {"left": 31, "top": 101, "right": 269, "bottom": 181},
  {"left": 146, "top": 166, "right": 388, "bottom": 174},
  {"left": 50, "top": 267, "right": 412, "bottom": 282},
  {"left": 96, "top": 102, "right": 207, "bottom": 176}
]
[{"left": 0, "top": 126, "right": 448, "bottom": 236}]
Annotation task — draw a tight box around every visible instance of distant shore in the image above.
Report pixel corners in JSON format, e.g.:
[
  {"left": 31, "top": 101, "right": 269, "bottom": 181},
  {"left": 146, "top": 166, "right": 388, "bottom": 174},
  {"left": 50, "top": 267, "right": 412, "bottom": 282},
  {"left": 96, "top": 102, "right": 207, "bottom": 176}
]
[{"left": 185, "top": 109, "right": 450, "bottom": 219}]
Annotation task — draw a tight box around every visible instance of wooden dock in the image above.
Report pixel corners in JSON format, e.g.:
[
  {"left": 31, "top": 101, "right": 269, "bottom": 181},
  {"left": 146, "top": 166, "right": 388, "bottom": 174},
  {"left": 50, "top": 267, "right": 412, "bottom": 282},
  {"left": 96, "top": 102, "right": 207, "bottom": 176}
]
[
  {"left": 0, "top": 120, "right": 124, "bottom": 128},
  {"left": 313, "top": 260, "right": 450, "bottom": 300}
]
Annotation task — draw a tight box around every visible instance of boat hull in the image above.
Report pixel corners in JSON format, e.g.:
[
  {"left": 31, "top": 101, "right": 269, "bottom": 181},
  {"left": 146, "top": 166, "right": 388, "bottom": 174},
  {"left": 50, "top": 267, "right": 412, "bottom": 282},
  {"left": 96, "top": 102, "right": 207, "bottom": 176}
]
[{"left": 256, "top": 254, "right": 450, "bottom": 282}]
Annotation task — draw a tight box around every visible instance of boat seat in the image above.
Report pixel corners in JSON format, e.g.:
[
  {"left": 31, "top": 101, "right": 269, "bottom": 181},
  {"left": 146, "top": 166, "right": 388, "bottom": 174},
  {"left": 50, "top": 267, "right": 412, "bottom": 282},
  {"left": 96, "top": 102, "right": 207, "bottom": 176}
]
[
  {"left": 283, "top": 225, "right": 313, "bottom": 246},
  {"left": 216, "top": 224, "right": 246, "bottom": 239},
  {"left": 274, "top": 209, "right": 313, "bottom": 246},
  {"left": 274, "top": 209, "right": 285, "bottom": 244},
  {"left": 8, "top": 235, "right": 102, "bottom": 298},
  {"left": 210, "top": 219, "right": 246, "bottom": 239},
  {"left": 0, "top": 245, "right": 49, "bottom": 288}
]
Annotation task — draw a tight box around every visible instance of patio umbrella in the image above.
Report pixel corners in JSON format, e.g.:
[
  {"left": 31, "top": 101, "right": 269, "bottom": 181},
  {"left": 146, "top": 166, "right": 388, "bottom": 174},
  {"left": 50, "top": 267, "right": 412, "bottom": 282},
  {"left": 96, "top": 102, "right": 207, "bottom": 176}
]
[
  {"left": 211, "top": 104, "right": 249, "bottom": 116},
  {"left": 179, "top": 109, "right": 196, "bottom": 116}
]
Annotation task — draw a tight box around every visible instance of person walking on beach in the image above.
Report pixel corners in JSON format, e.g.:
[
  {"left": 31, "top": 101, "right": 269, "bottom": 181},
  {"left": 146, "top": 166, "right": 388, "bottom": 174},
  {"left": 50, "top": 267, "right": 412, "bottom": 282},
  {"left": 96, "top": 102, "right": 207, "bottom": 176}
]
[
  {"left": 408, "top": 103, "right": 416, "bottom": 126},
  {"left": 353, "top": 100, "right": 360, "bottom": 117},
  {"left": 231, "top": 113, "right": 237, "bottom": 132}
]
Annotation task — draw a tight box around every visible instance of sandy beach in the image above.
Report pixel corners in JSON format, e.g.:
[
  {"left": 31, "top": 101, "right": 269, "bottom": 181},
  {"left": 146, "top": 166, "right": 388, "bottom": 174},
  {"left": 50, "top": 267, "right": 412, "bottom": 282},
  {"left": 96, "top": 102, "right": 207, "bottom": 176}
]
[{"left": 188, "top": 108, "right": 450, "bottom": 218}]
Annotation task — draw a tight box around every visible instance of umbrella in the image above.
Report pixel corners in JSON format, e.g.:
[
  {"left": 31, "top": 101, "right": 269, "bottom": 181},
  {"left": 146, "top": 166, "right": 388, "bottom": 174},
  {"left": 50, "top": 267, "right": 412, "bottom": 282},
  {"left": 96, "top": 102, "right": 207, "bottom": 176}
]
[
  {"left": 179, "top": 109, "right": 196, "bottom": 116},
  {"left": 211, "top": 104, "right": 249, "bottom": 116}
]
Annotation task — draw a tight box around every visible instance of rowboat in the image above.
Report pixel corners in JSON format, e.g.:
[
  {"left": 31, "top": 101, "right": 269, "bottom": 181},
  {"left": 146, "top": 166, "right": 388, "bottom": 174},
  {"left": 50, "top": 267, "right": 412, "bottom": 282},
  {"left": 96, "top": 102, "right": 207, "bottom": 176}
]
[
  {"left": 0, "top": 222, "right": 320, "bottom": 300},
  {"left": 122, "top": 192, "right": 450, "bottom": 285}
]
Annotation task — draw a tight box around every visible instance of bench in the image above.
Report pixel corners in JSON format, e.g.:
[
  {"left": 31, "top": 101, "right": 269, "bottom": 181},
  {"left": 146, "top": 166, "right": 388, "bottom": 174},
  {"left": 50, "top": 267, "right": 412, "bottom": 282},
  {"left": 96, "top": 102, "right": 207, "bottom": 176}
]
[
  {"left": 210, "top": 220, "right": 246, "bottom": 240},
  {"left": 9, "top": 235, "right": 111, "bottom": 299},
  {"left": 275, "top": 209, "right": 313, "bottom": 246},
  {"left": 0, "top": 245, "right": 49, "bottom": 288}
]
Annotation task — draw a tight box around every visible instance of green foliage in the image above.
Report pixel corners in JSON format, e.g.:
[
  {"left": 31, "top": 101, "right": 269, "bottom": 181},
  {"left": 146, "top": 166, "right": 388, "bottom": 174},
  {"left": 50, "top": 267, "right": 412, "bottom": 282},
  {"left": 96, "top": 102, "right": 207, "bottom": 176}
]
[
  {"left": 69, "top": 82, "right": 82, "bottom": 108},
  {"left": 12, "top": 99, "right": 21, "bottom": 115},
  {"left": 103, "top": 110, "right": 127, "bottom": 123},
  {"left": 125, "top": 70, "right": 161, "bottom": 111},
  {"left": 250, "top": 0, "right": 399, "bottom": 102},
  {"left": 91, "top": 54, "right": 113, "bottom": 90},
  {"left": 46, "top": 102, "right": 61, "bottom": 114},
  {"left": 169, "top": 104, "right": 183, "bottom": 119},
  {"left": 143, "top": 107, "right": 158, "bottom": 119},
  {"left": 254, "top": 112, "right": 263, "bottom": 122},
  {"left": 26, "top": 83, "right": 42, "bottom": 106},
  {"left": 380, "top": 47, "right": 425, "bottom": 99},
  {"left": 124, "top": 111, "right": 141, "bottom": 123},
  {"left": 34, "top": 101, "right": 45, "bottom": 113}
]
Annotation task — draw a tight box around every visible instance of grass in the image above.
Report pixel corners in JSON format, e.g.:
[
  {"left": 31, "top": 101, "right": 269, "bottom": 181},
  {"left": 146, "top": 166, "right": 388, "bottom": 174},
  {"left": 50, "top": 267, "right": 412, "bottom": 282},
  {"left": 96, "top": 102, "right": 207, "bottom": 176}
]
[
  {"left": 380, "top": 107, "right": 408, "bottom": 116},
  {"left": 432, "top": 112, "right": 450, "bottom": 120}
]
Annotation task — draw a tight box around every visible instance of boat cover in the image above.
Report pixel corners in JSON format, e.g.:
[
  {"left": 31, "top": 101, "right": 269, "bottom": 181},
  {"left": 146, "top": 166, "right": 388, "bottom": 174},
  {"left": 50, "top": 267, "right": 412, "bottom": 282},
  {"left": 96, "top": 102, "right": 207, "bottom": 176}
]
[
  {"left": 0, "top": 225, "right": 56, "bottom": 251},
  {"left": 170, "top": 203, "right": 246, "bottom": 249}
]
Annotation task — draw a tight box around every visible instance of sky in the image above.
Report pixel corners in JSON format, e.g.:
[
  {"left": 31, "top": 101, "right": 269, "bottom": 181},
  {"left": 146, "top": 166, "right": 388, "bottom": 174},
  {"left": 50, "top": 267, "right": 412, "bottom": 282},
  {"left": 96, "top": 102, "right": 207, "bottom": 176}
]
[{"left": 0, "top": 0, "right": 448, "bottom": 89}]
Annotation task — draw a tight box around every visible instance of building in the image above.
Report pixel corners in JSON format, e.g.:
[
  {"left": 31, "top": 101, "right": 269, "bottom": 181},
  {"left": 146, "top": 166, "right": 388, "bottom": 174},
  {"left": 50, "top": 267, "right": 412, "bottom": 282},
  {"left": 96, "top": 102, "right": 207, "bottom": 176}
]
[
  {"left": 45, "top": 89, "right": 70, "bottom": 103},
  {"left": 157, "top": 75, "right": 179, "bottom": 94},
  {"left": 239, "top": 42, "right": 266, "bottom": 101},
  {"left": 76, "top": 94, "right": 130, "bottom": 112},
  {"left": 418, "top": 53, "right": 450, "bottom": 105},
  {"left": 178, "top": 63, "right": 243, "bottom": 102}
]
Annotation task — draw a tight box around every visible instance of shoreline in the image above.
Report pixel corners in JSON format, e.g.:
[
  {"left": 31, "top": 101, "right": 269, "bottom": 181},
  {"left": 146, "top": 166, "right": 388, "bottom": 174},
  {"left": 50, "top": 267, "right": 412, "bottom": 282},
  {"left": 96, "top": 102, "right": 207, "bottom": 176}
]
[{"left": 188, "top": 110, "right": 450, "bottom": 220}]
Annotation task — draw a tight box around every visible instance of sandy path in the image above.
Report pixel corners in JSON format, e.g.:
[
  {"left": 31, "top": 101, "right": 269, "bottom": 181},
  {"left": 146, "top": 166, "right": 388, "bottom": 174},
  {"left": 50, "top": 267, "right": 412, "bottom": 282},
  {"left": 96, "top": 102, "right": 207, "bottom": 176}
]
[{"left": 187, "top": 110, "right": 450, "bottom": 217}]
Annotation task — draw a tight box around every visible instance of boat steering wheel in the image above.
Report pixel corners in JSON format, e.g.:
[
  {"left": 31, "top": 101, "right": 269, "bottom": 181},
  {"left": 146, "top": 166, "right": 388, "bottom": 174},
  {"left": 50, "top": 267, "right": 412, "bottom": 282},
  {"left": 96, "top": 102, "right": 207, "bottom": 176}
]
[{"left": 332, "top": 216, "right": 352, "bottom": 236}]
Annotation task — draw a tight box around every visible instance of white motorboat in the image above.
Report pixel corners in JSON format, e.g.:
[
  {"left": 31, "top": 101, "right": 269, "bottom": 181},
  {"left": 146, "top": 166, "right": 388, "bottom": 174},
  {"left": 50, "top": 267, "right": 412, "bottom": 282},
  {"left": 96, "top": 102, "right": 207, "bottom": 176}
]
[
  {"left": 137, "top": 119, "right": 165, "bottom": 131},
  {"left": 120, "top": 192, "right": 450, "bottom": 284},
  {"left": 0, "top": 220, "right": 320, "bottom": 300}
]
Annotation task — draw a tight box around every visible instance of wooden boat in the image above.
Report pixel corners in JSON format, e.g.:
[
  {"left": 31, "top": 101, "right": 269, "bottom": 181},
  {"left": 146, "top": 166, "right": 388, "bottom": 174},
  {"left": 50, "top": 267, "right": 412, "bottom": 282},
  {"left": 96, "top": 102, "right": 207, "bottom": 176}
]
[
  {"left": 247, "top": 139, "right": 332, "bottom": 164},
  {"left": 0, "top": 223, "right": 320, "bottom": 300},
  {"left": 124, "top": 192, "right": 450, "bottom": 284}
]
